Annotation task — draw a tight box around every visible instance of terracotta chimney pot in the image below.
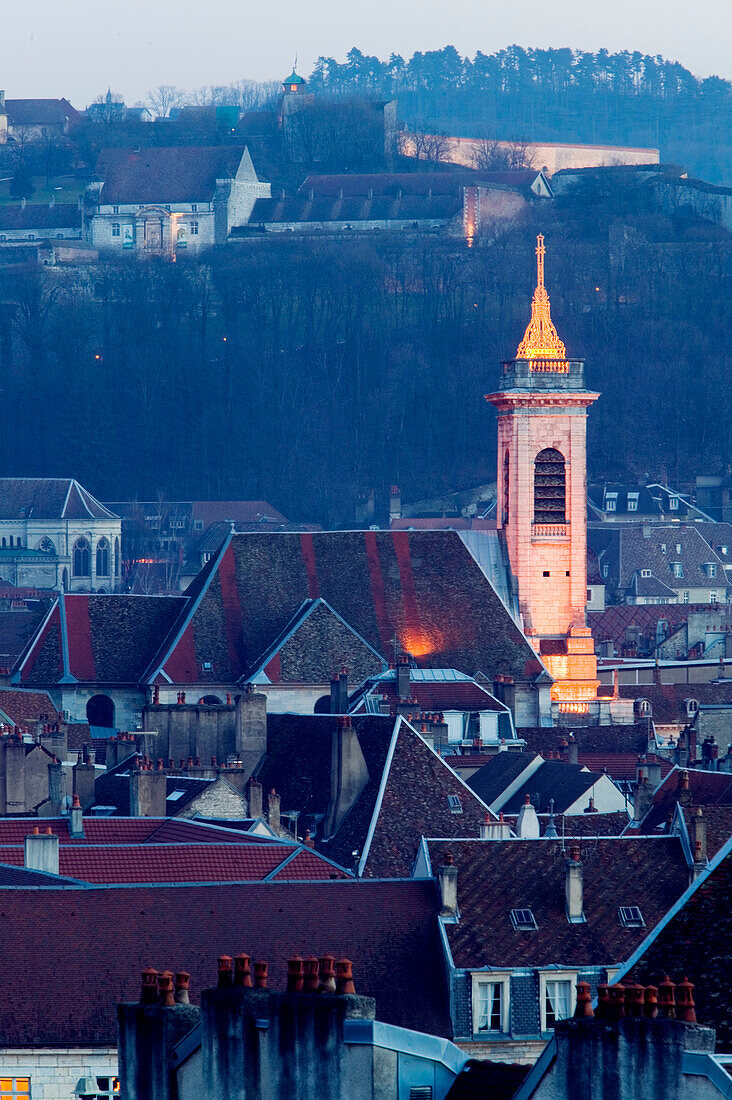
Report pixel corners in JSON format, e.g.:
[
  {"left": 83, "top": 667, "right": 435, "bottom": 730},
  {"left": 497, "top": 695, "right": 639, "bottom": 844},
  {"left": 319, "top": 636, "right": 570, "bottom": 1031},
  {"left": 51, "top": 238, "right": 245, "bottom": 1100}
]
[
  {"left": 174, "top": 971, "right": 190, "bottom": 1004},
  {"left": 644, "top": 985, "right": 659, "bottom": 1018},
  {"left": 286, "top": 955, "right": 305, "bottom": 993},
  {"left": 303, "top": 956, "right": 320, "bottom": 993},
  {"left": 676, "top": 977, "right": 696, "bottom": 1023},
  {"left": 158, "top": 970, "right": 175, "bottom": 1007},
  {"left": 336, "top": 958, "right": 355, "bottom": 995},
  {"left": 254, "top": 960, "right": 268, "bottom": 989},
  {"left": 140, "top": 967, "right": 158, "bottom": 1005},
  {"left": 318, "top": 954, "right": 336, "bottom": 994},
  {"left": 658, "top": 975, "right": 676, "bottom": 1018},
  {"left": 234, "top": 953, "right": 253, "bottom": 988},
  {"left": 217, "top": 955, "right": 234, "bottom": 988},
  {"left": 574, "top": 981, "right": 594, "bottom": 1018}
]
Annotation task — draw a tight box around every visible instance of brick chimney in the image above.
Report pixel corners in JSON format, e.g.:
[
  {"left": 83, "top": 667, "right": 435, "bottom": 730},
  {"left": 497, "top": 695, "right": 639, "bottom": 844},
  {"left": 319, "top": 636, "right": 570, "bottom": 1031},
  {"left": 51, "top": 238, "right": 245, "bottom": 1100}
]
[
  {"left": 565, "top": 844, "right": 585, "bottom": 923},
  {"left": 567, "top": 733, "right": 579, "bottom": 766},
  {"left": 267, "top": 789, "right": 280, "bottom": 834},
  {"left": 24, "top": 827, "right": 59, "bottom": 876},
  {"left": 324, "top": 716, "right": 368, "bottom": 839},
  {"left": 73, "top": 756, "right": 96, "bottom": 810},
  {"left": 437, "top": 850, "right": 458, "bottom": 917},
  {"left": 247, "top": 777, "right": 263, "bottom": 818}
]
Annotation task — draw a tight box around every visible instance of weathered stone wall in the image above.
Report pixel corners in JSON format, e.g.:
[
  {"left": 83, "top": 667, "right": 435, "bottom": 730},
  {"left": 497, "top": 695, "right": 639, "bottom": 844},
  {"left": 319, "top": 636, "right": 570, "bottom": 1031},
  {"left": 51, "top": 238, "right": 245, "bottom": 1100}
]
[{"left": 0, "top": 1047, "right": 117, "bottom": 1100}]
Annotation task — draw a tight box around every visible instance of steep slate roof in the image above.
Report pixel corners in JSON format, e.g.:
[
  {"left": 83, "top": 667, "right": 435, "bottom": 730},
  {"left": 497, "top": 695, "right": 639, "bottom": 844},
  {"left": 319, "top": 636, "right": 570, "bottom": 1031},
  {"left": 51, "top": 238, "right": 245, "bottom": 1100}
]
[
  {"left": 628, "top": 767, "right": 732, "bottom": 848},
  {"left": 590, "top": 524, "right": 726, "bottom": 592},
  {"left": 0, "top": 204, "right": 81, "bottom": 232},
  {"left": 426, "top": 836, "right": 689, "bottom": 969},
  {"left": 248, "top": 598, "right": 385, "bottom": 684},
  {"left": 0, "top": 840, "right": 349, "bottom": 884},
  {"left": 150, "top": 531, "right": 543, "bottom": 684},
  {"left": 588, "top": 604, "right": 719, "bottom": 649},
  {"left": 5, "top": 98, "right": 81, "bottom": 127},
  {"left": 0, "top": 862, "right": 78, "bottom": 886},
  {"left": 618, "top": 682, "right": 732, "bottom": 724},
  {"left": 16, "top": 594, "right": 186, "bottom": 686},
  {"left": 94, "top": 146, "right": 248, "bottom": 205},
  {"left": 629, "top": 572, "right": 678, "bottom": 598},
  {"left": 519, "top": 724, "right": 651, "bottom": 755},
  {"left": 501, "top": 761, "right": 611, "bottom": 815},
  {"left": 466, "top": 753, "right": 537, "bottom": 806},
  {"left": 0, "top": 878, "right": 450, "bottom": 1046},
  {"left": 622, "top": 840, "right": 732, "bottom": 1049},
  {"left": 0, "top": 687, "right": 60, "bottom": 726},
  {"left": 0, "top": 478, "right": 117, "bottom": 520},
  {"left": 257, "top": 714, "right": 491, "bottom": 877},
  {"left": 0, "top": 602, "right": 55, "bottom": 670},
  {"left": 349, "top": 668, "right": 508, "bottom": 715}
]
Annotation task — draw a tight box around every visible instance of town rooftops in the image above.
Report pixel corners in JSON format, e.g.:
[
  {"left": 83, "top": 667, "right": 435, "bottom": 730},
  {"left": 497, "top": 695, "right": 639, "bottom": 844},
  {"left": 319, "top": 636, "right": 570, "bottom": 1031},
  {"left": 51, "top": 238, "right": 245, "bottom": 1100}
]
[
  {"left": 0, "top": 877, "right": 449, "bottom": 1046},
  {"left": 297, "top": 171, "right": 542, "bottom": 199},
  {"left": 0, "top": 477, "right": 117, "bottom": 520},
  {"left": 617, "top": 682, "right": 732, "bottom": 725},
  {"left": 425, "top": 835, "right": 689, "bottom": 969},
  {"left": 93, "top": 146, "right": 252, "bottom": 205},
  {"left": 589, "top": 524, "right": 727, "bottom": 592},
  {"left": 466, "top": 753, "right": 620, "bottom": 815},
  {"left": 519, "top": 723, "right": 651, "bottom": 756},
  {"left": 15, "top": 593, "right": 186, "bottom": 686},
  {"left": 588, "top": 603, "right": 724, "bottom": 651},
  {"left": 149, "top": 529, "right": 543, "bottom": 684},
  {"left": 627, "top": 766, "right": 732, "bottom": 853},
  {"left": 348, "top": 667, "right": 509, "bottom": 715}
]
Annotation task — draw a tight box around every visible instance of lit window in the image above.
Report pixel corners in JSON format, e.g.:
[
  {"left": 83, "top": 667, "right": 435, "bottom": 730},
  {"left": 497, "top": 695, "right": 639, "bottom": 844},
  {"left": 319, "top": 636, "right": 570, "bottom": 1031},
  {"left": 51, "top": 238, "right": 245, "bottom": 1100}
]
[
  {"left": 190, "top": 221, "right": 199, "bottom": 235},
  {"left": 510, "top": 908, "right": 537, "bottom": 931},
  {"left": 475, "top": 980, "right": 506, "bottom": 1032},
  {"left": 619, "top": 905, "right": 645, "bottom": 927},
  {"left": 447, "top": 794, "right": 463, "bottom": 814},
  {"left": 543, "top": 978, "right": 573, "bottom": 1029},
  {"left": 676, "top": 544, "right": 682, "bottom": 554},
  {"left": 685, "top": 699, "right": 699, "bottom": 716},
  {"left": 0, "top": 1079, "right": 30, "bottom": 1100},
  {"left": 111, "top": 223, "right": 120, "bottom": 237}
]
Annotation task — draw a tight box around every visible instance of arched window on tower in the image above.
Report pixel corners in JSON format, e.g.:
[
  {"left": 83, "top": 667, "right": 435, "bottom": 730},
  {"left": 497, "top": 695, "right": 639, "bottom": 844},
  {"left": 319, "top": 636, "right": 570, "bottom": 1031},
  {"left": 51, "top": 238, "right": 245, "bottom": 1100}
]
[
  {"left": 73, "top": 537, "right": 91, "bottom": 577},
  {"left": 96, "top": 537, "right": 110, "bottom": 576},
  {"left": 534, "top": 448, "right": 566, "bottom": 524},
  {"left": 502, "top": 450, "right": 510, "bottom": 526}
]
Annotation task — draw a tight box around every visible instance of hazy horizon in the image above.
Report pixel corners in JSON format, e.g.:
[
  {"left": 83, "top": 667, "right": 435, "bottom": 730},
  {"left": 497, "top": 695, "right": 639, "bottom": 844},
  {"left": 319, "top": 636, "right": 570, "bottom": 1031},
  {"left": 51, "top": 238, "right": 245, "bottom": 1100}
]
[{"left": 4, "top": 0, "right": 730, "bottom": 108}]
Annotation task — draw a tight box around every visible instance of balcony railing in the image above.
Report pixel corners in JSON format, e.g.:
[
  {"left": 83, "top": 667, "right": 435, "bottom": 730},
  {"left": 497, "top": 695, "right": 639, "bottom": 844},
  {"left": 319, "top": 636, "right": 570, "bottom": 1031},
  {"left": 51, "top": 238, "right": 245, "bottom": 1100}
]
[
  {"left": 529, "top": 360, "right": 569, "bottom": 373},
  {"left": 532, "top": 523, "right": 569, "bottom": 537}
]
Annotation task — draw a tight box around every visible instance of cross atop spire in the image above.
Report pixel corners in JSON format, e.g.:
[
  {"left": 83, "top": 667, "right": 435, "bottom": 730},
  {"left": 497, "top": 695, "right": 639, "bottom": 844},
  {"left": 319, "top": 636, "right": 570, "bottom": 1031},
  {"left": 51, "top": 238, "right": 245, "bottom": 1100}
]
[{"left": 516, "top": 234, "right": 566, "bottom": 360}]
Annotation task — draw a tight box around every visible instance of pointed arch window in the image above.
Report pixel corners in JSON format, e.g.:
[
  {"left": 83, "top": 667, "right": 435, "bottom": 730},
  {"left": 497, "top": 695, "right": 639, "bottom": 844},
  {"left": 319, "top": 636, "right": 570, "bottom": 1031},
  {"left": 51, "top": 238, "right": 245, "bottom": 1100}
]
[
  {"left": 96, "top": 537, "right": 110, "bottom": 576},
  {"left": 73, "top": 538, "right": 91, "bottom": 577},
  {"left": 534, "top": 448, "right": 566, "bottom": 524}
]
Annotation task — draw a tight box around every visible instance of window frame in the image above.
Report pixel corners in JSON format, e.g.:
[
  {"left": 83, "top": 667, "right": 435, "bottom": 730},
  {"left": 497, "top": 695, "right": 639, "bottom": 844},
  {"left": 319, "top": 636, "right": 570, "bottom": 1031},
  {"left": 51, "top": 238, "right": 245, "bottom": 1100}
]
[
  {"left": 190, "top": 220, "right": 199, "bottom": 235},
  {"left": 471, "top": 973, "right": 511, "bottom": 1036},
  {"left": 0, "top": 1078, "right": 31, "bottom": 1100},
  {"left": 539, "top": 971, "right": 576, "bottom": 1033}
]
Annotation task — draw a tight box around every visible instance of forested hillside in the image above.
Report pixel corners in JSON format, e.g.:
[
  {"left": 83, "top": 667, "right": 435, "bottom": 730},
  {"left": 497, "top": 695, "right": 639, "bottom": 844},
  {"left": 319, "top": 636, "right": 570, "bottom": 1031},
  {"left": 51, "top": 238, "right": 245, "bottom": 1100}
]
[
  {"left": 0, "top": 179, "right": 728, "bottom": 525},
  {"left": 309, "top": 47, "right": 731, "bottom": 183}
]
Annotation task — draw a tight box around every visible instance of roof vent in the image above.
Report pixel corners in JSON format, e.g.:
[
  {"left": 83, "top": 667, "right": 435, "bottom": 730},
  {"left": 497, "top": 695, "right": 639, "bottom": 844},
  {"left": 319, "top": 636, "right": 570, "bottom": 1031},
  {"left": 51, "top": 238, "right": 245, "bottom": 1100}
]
[{"left": 446, "top": 794, "right": 463, "bottom": 814}]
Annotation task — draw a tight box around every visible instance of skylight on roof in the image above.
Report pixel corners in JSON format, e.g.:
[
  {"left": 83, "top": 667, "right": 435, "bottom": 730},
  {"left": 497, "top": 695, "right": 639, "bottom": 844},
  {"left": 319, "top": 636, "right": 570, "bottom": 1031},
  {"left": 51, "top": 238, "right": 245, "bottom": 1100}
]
[
  {"left": 618, "top": 905, "right": 645, "bottom": 928},
  {"left": 166, "top": 790, "right": 187, "bottom": 801},
  {"left": 510, "top": 908, "right": 538, "bottom": 931},
  {"left": 446, "top": 794, "right": 463, "bottom": 814}
]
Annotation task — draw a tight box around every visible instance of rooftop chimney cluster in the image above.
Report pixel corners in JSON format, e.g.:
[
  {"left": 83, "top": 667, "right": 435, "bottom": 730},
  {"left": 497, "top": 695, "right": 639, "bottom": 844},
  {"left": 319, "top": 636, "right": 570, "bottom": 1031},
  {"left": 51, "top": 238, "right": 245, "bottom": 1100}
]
[
  {"left": 139, "top": 955, "right": 357, "bottom": 1005},
  {"left": 575, "top": 976, "right": 698, "bottom": 1023}
]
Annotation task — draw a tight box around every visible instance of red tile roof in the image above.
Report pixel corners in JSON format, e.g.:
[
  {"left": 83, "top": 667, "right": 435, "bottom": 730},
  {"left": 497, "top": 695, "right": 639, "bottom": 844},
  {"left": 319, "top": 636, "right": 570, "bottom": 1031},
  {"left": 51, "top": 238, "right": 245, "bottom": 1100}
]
[
  {"left": 0, "top": 841, "right": 347, "bottom": 884},
  {"left": 630, "top": 766, "right": 732, "bottom": 848},
  {"left": 427, "top": 836, "right": 689, "bottom": 969},
  {"left": 0, "top": 816, "right": 259, "bottom": 847},
  {"left": 572, "top": 753, "right": 673, "bottom": 782},
  {"left": 0, "top": 688, "right": 60, "bottom": 726},
  {"left": 0, "top": 879, "right": 448, "bottom": 1045}
]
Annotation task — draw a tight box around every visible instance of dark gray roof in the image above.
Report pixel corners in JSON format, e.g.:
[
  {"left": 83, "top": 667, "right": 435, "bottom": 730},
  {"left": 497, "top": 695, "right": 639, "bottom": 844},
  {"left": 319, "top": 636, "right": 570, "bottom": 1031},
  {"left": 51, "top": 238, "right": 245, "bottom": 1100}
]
[
  {"left": 94, "top": 146, "right": 250, "bottom": 205},
  {"left": 466, "top": 753, "right": 536, "bottom": 806},
  {"left": 590, "top": 524, "right": 727, "bottom": 591},
  {"left": 0, "top": 204, "right": 81, "bottom": 232},
  {"left": 0, "top": 478, "right": 117, "bottom": 520},
  {"left": 501, "top": 760, "right": 608, "bottom": 815}
]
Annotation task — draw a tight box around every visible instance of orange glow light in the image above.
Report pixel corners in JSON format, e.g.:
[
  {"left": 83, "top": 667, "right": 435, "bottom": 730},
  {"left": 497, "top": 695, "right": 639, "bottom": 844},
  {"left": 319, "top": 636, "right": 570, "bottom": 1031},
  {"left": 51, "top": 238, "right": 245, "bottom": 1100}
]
[{"left": 516, "top": 235, "right": 567, "bottom": 360}]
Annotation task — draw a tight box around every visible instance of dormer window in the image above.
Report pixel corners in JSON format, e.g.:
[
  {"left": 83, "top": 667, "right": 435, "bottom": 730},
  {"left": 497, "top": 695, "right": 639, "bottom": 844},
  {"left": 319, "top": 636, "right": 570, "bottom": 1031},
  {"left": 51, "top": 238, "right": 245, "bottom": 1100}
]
[
  {"left": 640, "top": 569, "right": 651, "bottom": 578},
  {"left": 627, "top": 492, "right": 639, "bottom": 512},
  {"left": 660, "top": 544, "right": 667, "bottom": 554},
  {"left": 618, "top": 905, "right": 645, "bottom": 927},
  {"left": 676, "top": 544, "right": 682, "bottom": 554},
  {"left": 670, "top": 498, "right": 679, "bottom": 510},
  {"left": 636, "top": 699, "right": 652, "bottom": 717},
  {"left": 706, "top": 563, "right": 717, "bottom": 578},
  {"left": 510, "top": 908, "right": 538, "bottom": 931},
  {"left": 672, "top": 563, "right": 683, "bottom": 578},
  {"left": 685, "top": 698, "right": 699, "bottom": 716}
]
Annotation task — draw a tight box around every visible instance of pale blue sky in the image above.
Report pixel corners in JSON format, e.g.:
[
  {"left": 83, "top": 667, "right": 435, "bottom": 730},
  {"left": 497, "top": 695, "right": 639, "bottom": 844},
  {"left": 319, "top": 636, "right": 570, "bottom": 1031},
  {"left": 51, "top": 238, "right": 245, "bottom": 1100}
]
[{"left": 6, "top": 0, "right": 730, "bottom": 106}]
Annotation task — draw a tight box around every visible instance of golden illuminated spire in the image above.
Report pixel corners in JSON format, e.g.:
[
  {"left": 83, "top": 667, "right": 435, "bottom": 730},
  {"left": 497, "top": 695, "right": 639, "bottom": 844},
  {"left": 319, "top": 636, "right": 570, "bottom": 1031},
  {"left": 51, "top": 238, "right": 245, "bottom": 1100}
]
[{"left": 516, "top": 234, "right": 566, "bottom": 359}]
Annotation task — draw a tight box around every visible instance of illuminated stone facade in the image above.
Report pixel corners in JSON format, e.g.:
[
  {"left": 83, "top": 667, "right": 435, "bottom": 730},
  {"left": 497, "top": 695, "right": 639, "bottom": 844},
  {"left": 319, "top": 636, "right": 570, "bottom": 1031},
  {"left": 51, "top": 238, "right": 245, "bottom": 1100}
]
[{"left": 486, "top": 237, "right": 599, "bottom": 703}]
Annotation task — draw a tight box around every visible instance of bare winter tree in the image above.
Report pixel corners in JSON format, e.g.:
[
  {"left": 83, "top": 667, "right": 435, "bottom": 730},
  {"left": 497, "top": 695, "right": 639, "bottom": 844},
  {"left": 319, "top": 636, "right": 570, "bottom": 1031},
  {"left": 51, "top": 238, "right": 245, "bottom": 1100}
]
[
  {"left": 401, "top": 123, "right": 450, "bottom": 167},
  {"left": 89, "top": 91, "right": 126, "bottom": 126},
  {"left": 146, "top": 85, "right": 187, "bottom": 118},
  {"left": 471, "top": 138, "right": 536, "bottom": 172}
]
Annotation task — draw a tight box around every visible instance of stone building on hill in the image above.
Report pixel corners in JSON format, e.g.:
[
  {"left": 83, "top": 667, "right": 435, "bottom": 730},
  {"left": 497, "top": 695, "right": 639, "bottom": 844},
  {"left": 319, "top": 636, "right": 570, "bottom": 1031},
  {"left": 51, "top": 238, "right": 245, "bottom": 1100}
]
[
  {"left": 0, "top": 479, "right": 121, "bottom": 593},
  {"left": 85, "top": 146, "right": 270, "bottom": 255}
]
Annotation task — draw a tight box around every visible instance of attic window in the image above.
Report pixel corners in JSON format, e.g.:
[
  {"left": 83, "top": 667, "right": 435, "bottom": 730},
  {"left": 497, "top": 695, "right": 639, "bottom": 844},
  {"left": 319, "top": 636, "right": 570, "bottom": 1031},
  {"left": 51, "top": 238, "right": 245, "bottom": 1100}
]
[
  {"left": 166, "top": 790, "right": 186, "bottom": 801},
  {"left": 447, "top": 794, "right": 463, "bottom": 814},
  {"left": 202, "top": 661, "right": 213, "bottom": 671},
  {"left": 660, "top": 544, "right": 667, "bottom": 554},
  {"left": 670, "top": 498, "right": 679, "bottom": 510},
  {"left": 640, "top": 569, "right": 651, "bottom": 578},
  {"left": 618, "top": 906, "right": 645, "bottom": 928},
  {"left": 510, "top": 908, "right": 538, "bottom": 931}
]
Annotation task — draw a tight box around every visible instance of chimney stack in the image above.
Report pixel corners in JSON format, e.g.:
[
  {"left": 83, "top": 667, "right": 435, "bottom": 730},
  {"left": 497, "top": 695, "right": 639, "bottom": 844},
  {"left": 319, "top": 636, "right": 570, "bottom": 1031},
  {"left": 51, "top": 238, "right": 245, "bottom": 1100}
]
[
  {"left": 247, "top": 777, "right": 263, "bottom": 818},
  {"left": 690, "top": 807, "right": 707, "bottom": 869},
  {"left": 24, "top": 827, "right": 59, "bottom": 876},
  {"left": 567, "top": 734, "right": 579, "bottom": 767},
  {"left": 633, "top": 768, "right": 654, "bottom": 824},
  {"left": 267, "top": 788, "right": 280, "bottom": 834},
  {"left": 396, "top": 654, "right": 410, "bottom": 701},
  {"left": 235, "top": 685, "right": 267, "bottom": 779},
  {"left": 69, "top": 793, "right": 84, "bottom": 839},
  {"left": 516, "top": 794, "right": 540, "bottom": 838},
  {"left": 565, "top": 844, "right": 585, "bottom": 923},
  {"left": 324, "top": 715, "right": 368, "bottom": 838},
  {"left": 437, "top": 850, "right": 458, "bottom": 917},
  {"left": 389, "top": 485, "right": 402, "bottom": 522}
]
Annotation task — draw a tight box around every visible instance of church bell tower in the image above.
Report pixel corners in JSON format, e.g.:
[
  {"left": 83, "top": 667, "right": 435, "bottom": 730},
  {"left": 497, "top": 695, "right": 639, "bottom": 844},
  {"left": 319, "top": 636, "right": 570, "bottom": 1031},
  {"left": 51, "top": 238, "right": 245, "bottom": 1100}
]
[{"left": 485, "top": 235, "right": 599, "bottom": 705}]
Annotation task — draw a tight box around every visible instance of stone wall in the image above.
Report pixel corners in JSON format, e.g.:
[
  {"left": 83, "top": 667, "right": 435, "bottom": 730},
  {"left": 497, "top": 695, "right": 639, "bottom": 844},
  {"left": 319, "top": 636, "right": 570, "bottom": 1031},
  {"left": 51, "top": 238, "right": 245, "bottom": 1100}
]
[{"left": 0, "top": 1047, "right": 117, "bottom": 1100}]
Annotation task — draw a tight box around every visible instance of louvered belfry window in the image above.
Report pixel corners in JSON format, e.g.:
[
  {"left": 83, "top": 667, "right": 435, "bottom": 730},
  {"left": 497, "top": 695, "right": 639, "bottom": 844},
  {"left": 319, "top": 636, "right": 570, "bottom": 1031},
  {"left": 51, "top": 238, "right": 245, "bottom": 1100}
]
[{"left": 534, "top": 448, "right": 566, "bottom": 523}]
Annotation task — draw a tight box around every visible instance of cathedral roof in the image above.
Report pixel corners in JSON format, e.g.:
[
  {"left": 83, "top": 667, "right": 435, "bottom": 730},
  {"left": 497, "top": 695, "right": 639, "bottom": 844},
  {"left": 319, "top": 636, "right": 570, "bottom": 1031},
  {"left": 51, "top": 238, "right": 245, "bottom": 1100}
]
[{"left": 0, "top": 478, "right": 117, "bottom": 521}]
